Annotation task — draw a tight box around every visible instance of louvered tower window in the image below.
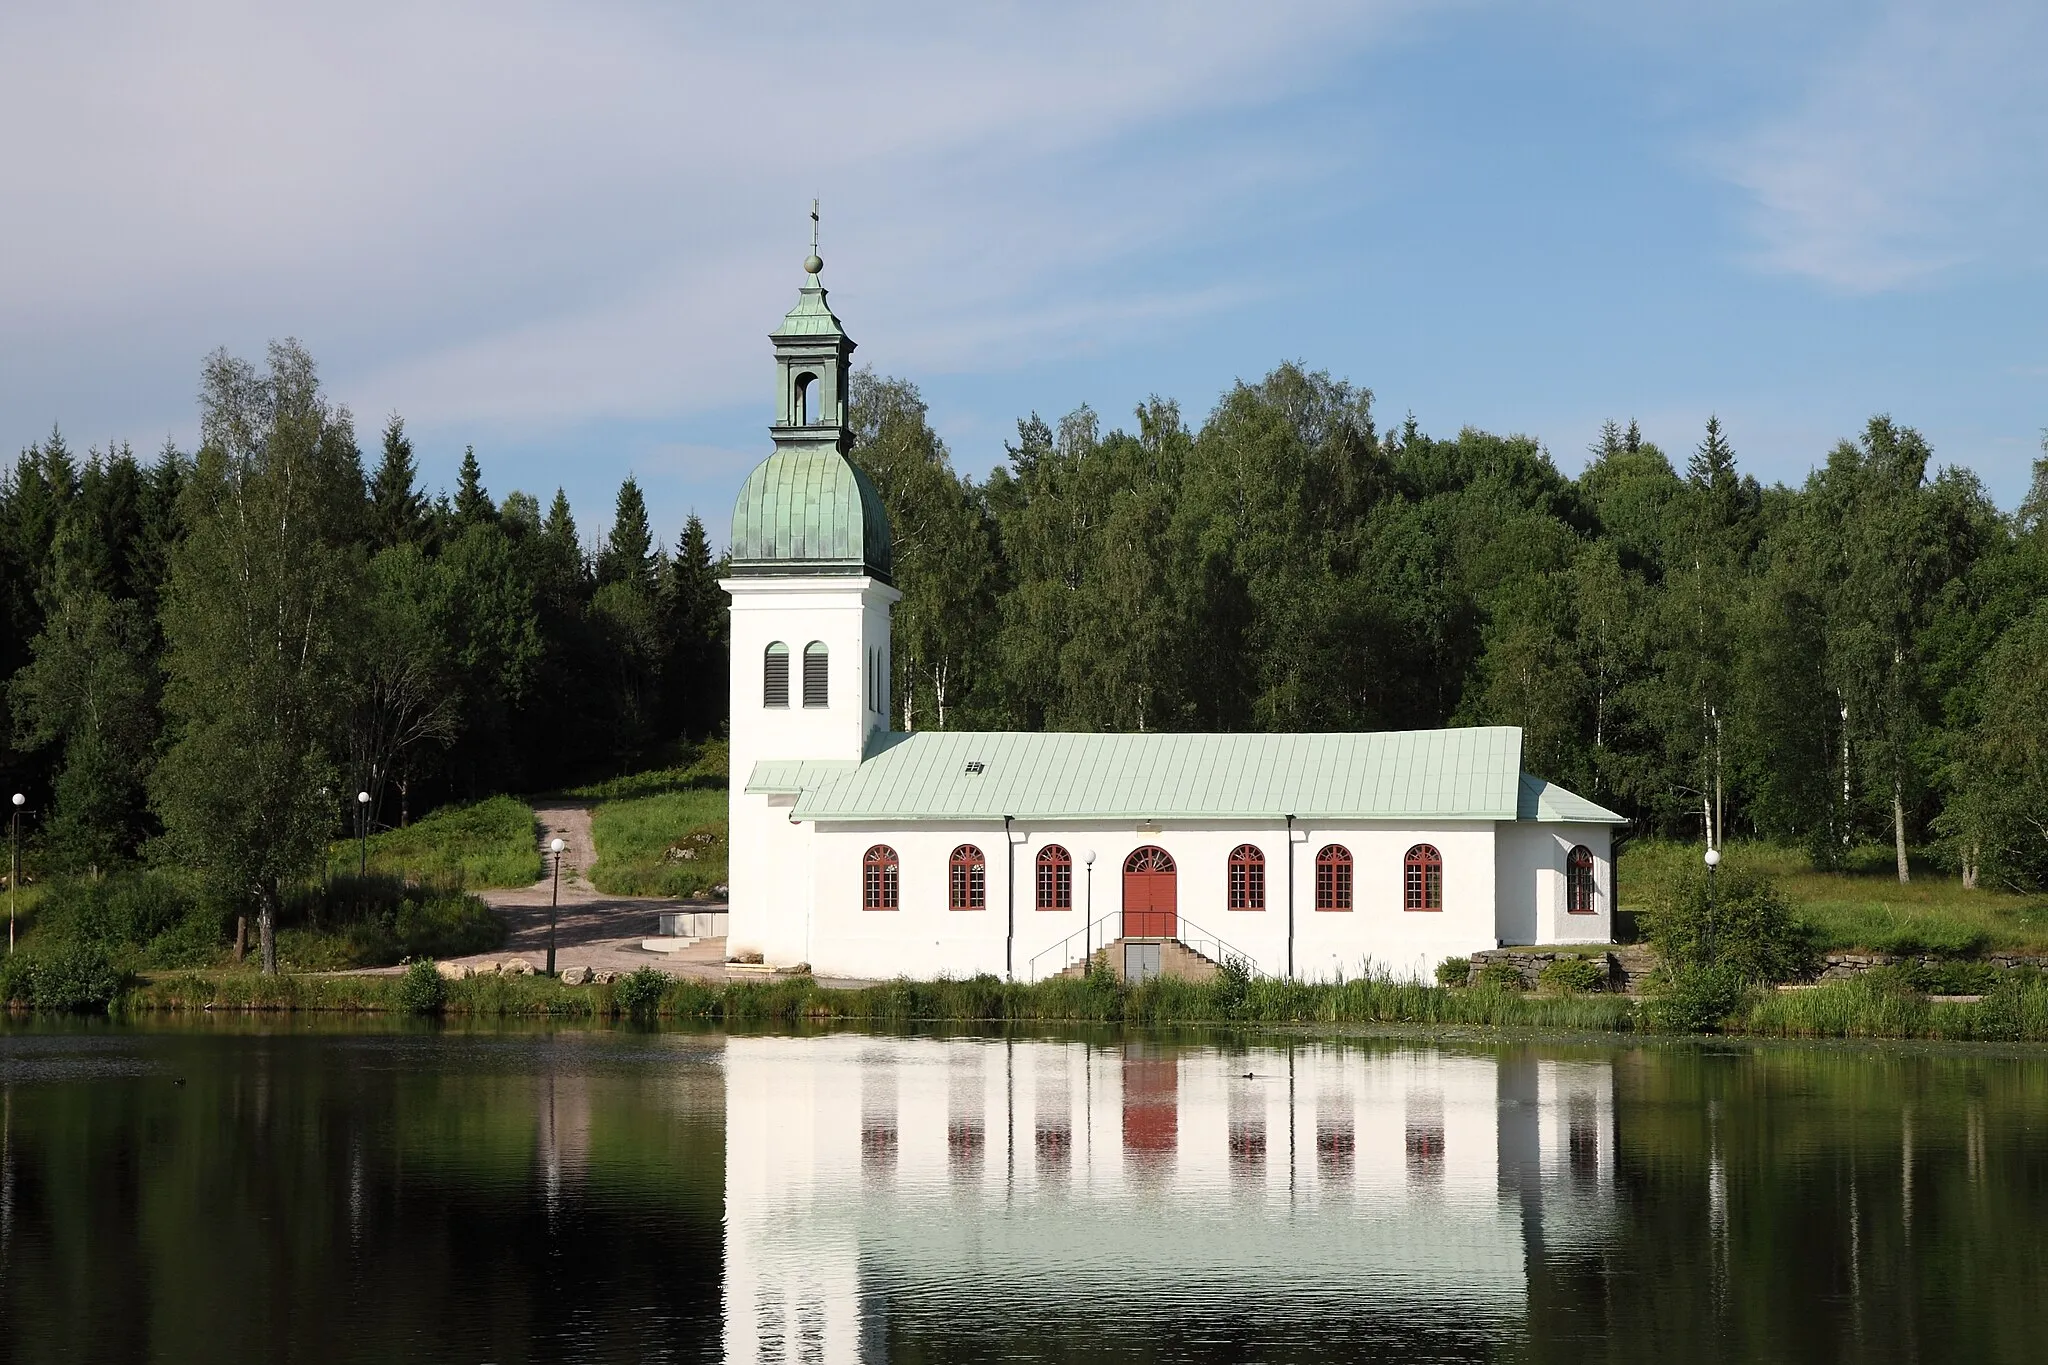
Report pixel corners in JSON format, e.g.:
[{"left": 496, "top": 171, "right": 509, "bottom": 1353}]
[
  {"left": 763, "top": 642, "right": 789, "bottom": 708},
  {"left": 803, "top": 641, "right": 829, "bottom": 707}
]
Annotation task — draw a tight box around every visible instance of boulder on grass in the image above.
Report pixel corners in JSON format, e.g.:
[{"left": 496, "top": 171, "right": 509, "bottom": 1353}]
[
  {"left": 559, "top": 965, "right": 591, "bottom": 986},
  {"left": 502, "top": 958, "right": 535, "bottom": 977},
  {"left": 470, "top": 960, "right": 501, "bottom": 975},
  {"left": 592, "top": 970, "right": 618, "bottom": 985},
  {"left": 435, "top": 961, "right": 472, "bottom": 981}
]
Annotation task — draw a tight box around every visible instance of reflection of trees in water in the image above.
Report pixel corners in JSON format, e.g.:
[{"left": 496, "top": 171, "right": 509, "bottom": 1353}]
[
  {"left": 0, "top": 1030, "right": 728, "bottom": 1362},
  {"left": 1519, "top": 1046, "right": 2048, "bottom": 1364},
  {"left": 7, "top": 1031, "right": 2048, "bottom": 1362}
]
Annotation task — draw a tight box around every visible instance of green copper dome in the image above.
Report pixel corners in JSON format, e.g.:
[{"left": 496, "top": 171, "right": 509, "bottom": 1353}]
[{"left": 729, "top": 448, "right": 893, "bottom": 583}]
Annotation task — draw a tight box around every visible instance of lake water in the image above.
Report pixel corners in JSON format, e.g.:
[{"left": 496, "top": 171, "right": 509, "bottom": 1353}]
[{"left": 1, "top": 1022, "right": 2044, "bottom": 1363}]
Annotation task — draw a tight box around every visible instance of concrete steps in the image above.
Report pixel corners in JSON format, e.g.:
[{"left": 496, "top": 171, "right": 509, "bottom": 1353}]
[{"left": 1056, "top": 937, "right": 1222, "bottom": 984}]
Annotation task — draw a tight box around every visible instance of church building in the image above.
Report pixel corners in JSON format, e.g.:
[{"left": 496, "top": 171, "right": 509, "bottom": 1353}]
[{"left": 721, "top": 254, "right": 1626, "bottom": 984}]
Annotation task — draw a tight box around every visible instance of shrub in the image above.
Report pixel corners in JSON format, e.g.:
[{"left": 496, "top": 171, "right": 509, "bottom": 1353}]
[
  {"left": 397, "top": 959, "right": 446, "bottom": 1014},
  {"left": 1644, "top": 861, "right": 1815, "bottom": 984},
  {"left": 22, "top": 871, "right": 224, "bottom": 970},
  {"left": 0, "top": 941, "right": 124, "bottom": 1011},
  {"left": 280, "top": 875, "right": 504, "bottom": 968},
  {"left": 1645, "top": 963, "right": 1752, "bottom": 1033},
  {"left": 1212, "top": 954, "right": 1253, "bottom": 1017},
  {"left": 1476, "top": 961, "right": 1526, "bottom": 992},
  {"left": 1539, "top": 955, "right": 1606, "bottom": 994},
  {"left": 1435, "top": 957, "right": 1472, "bottom": 988},
  {"left": 614, "top": 967, "right": 669, "bottom": 1018}
]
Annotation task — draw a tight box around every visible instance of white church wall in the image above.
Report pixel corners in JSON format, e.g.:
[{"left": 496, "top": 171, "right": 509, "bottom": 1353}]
[
  {"left": 1494, "top": 824, "right": 1613, "bottom": 947},
  {"left": 807, "top": 821, "right": 1015, "bottom": 980},
  {"left": 1540, "top": 823, "right": 1613, "bottom": 945},
  {"left": 1288, "top": 822, "right": 1498, "bottom": 982},
  {"left": 724, "top": 573, "right": 898, "bottom": 964},
  {"left": 1493, "top": 824, "right": 1543, "bottom": 946},
  {"left": 795, "top": 818, "right": 1503, "bottom": 982}
]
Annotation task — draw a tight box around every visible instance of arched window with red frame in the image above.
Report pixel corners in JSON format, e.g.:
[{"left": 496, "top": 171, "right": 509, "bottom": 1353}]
[
  {"left": 1036, "top": 845, "right": 1072, "bottom": 910},
  {"left": 1566, "top": 845, "right": 1597, "bottom": 913},
  {"left": 1404, "top": 844, "right": 1443, "bottom": 911},
  {"left": 950, "top": 844, "right": 987, "bottom": 910},
  {"left": 863, "top": 845, "right": 899, "bottom": 910},
  {"left": 1228, "top": 844, "right": 1266, "bottom": 910},
  {"left": 1315, "top": 845, "right": 1353, "bottom": 910}
]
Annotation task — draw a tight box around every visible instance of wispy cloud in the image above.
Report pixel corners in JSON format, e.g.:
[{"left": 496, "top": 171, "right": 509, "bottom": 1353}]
[
  {"left": 0, "top": 1, "right": 1413, "bottom": 438},
  {"left": 1709, "top": 0, "right": 2048, "bottom": 292}
]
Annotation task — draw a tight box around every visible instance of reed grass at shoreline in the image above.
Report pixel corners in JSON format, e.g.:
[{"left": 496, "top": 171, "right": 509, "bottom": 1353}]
[{"left": 95, "top": 968, "right": 2048, "bottom": 1043}]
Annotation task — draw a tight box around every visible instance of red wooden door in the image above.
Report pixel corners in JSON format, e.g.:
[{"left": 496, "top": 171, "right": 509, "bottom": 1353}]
[{"left": 1122, "top": 846, "right": 1177, "bottom": 938}]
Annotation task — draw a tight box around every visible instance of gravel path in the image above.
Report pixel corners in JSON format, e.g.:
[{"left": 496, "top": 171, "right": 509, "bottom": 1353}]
[{"left": 453, "top": 800, "right": 735, "bottom": 981}]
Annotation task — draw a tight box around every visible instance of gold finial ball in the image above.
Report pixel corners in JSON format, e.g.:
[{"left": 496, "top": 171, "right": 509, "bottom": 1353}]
[{"left": 804, "top": 253, "right": 824, "bottom": 276}]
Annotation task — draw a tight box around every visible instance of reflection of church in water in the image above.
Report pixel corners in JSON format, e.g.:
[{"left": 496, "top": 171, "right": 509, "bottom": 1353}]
[{"left": 723, "top": 1035, "right": 1616, "bottom": 1363}]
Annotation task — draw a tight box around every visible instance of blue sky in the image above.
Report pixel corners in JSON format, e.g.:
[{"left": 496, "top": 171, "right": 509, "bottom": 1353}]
[{"left": 3, "top": 1, "right": 2044, "bottom": 549}]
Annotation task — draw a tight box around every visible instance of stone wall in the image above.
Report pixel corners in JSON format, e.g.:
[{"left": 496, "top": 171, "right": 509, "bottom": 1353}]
[
  {"left": 1466, "top": 947, "right": 1657, "bottom": 994},
  {"left": 1816, "top": 952, "right": 2048, "bottom": 980}
]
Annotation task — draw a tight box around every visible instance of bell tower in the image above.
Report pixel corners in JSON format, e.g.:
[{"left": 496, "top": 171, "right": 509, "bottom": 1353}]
[{"left": 723, "top": 225, "right": 899, "bottom": 965}]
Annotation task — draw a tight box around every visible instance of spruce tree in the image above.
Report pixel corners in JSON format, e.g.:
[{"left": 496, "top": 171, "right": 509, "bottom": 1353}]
[
  {"left": 453, "top": 445, "right": 496, "bottom": 527},
  {"left": 370, "top": 415, "right": 431, "bottom": 548},
  {"left": 1688, "top": 415, "right": 1738, "bottom": 493},
  {"left": 662, "top": 513, "right": 728, "bottom": 738},
  {"left": 595, "top": 476, "right": 656, "bottom": 593},
  {"left": 539, "top": 488, "right": 585, "bottom": 602},
  {"left": 11, "top": 509, "right": 159, "bottom": 870}
]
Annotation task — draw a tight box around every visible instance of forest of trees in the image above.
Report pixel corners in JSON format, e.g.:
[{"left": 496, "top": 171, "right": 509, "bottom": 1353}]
[
  {"left": 0, "top": 342, "right": 728, "bottom": 962},
  {"left": 6, "top": 340, "right": 2048, "bottom": 939},
  {"left": 847, "top": 365, "right": 2048, "bottom": 895}
]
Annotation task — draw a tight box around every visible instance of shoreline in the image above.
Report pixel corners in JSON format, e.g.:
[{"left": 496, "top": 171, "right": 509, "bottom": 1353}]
[{"left": 52, "top": 966, "right": 2048, "bottom": 1045}]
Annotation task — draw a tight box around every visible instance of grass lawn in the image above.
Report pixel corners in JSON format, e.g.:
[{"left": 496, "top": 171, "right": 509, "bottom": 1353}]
[
  {"left": 1619, "top": 839, "right": 2048, "bottom": 955},
  {"left": 577, "top": 744, "right": 730, "bottom": 899},
  {"left": 565, "top": 741, "right": 727, "bottom": 802},
  {"left": 327, "top": 795, "right": 540, "bottom": 890},
  {"left": 588, "top": 787, "right": 727, "bottom": 898}
]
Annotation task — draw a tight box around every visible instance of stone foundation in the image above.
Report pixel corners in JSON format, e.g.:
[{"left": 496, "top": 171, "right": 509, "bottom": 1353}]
[{"left": 1467, "top": 946, "right": 1658, "bottom": 994}]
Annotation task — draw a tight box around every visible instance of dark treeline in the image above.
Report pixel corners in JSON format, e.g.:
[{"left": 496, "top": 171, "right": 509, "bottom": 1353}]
[
  {"left": 1, "top": 342, "right": 728, "bottom": 932},
  {"left": 6, "top": 343, "right": 2048, "bottom": 923},
  {"left": 848, "top": 366, "right": 2048, "bottom": 893}
]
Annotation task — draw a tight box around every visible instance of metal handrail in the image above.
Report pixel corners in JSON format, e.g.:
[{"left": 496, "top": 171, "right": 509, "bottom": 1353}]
[
  {"left": 1025, "top": 911, "right": 1124, "bottom": 982},
  {"left": 1023, "top": 911, "right": 1257, "bottom": 982},
  {"left": 1166, "top": 915, "right": 1256, "bottom": 975}
]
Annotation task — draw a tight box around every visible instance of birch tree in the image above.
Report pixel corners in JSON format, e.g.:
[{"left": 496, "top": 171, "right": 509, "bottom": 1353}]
[{"left": 152, "top": 341, "right": 364, "bottom": 972}]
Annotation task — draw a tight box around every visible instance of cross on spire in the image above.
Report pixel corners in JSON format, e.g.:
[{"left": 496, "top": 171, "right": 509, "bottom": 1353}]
[{"left": 811, "top": 199, "right": 819, "bottom": 255}]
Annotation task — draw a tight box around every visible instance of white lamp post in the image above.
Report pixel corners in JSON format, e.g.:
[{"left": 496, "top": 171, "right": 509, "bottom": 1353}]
[
  {"left": 9, "top": 793, "right": 24, "bottom": 955},
  {"left": 1703, "top": 845, "right": 1722, "bottom": 965},
  {"left": 548, "top": 837, "right": 567, "bottom": 976},
  {"left": 356, "top": 791, "right": 372, "bottom": 877},
  {"left": 1082, "top": 848, "right": 1096, "bottom": 968}
]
